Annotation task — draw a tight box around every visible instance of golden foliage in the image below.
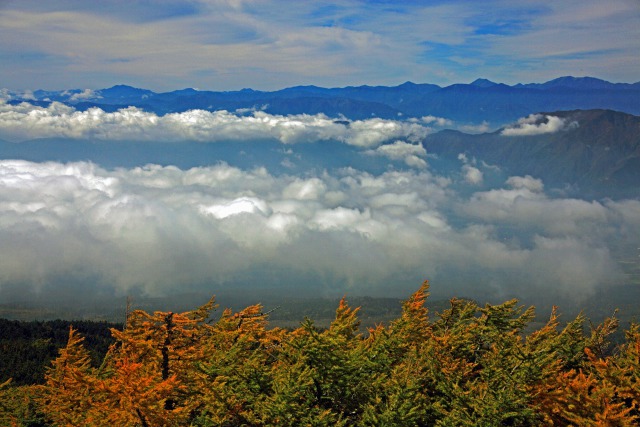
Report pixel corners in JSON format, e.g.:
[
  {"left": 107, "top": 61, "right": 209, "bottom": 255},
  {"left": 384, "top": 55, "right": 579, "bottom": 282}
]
[{"left": 3, "top": 282, "right": 635, "bottom": 426}]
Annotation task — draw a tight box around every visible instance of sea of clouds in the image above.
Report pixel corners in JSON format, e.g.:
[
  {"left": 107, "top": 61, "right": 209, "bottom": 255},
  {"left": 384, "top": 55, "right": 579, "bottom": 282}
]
[
  {"left": 0, "top": 159, "right": 636, "bottom": 304},
  {"left": 0, "top": 100, "right": 636, "bottom": 306},
  {"left": 0, "top": 100, "right": 429, "bottom": 147}
]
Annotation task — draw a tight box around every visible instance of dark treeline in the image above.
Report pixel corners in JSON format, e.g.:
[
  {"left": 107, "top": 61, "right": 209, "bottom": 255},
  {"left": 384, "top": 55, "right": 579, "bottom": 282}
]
[{"left": 0, "top": 318, "right": 120, "bottom": 386}]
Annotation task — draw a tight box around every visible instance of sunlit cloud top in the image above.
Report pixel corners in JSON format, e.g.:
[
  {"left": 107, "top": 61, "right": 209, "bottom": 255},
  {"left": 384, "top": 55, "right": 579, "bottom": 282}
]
[
  {"left": 0, "top": 159, "right": 633, "bottom": 303},
  {"left": 0, "top": 101, "right": 430, "bottom": 145},
  {"left": 0, "top": 0, "right": 638, "bottom": 91}
]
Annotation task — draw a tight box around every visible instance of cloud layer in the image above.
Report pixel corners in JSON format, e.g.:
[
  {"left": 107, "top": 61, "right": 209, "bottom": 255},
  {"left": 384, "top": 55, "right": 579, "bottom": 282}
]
[
  {"left": 501, "top": 114, "right": 573, "bottom": 136},
  {"left": 0, "top": 159, "right": 634, "bottom": 305},
  {"left": 365, "top": 140, "right": 428, "bottom": 168},
  {"left": 0, "top": 101, "right": 430, "bottom": 146}
]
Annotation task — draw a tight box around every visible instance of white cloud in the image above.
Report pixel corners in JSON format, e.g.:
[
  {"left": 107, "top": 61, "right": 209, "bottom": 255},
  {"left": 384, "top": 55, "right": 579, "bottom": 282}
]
[
  {"left": 200, "top": 196, "right": 271, "bottom": 219},
  {"left": 404, "top": 155, "right": 428, "bottom": 169},
  {"left": 344, "top": 119, "right": 430, "bottom": 147},
  {"left": 419, "top": 115, "right": 453, "bottom": 127},
  {"left": 474, "top": 1, "right": 640, "bottom": 85},
  {"left": 501, "top": 114, "right": 569, "bottom": 136},
  {"left": 365, "top": 140, "right": 428, "bottom": 168},
  {"left": 0, "top": 1, "right": 638, "bottom": 91},
  {"left": 0, "top": 101, "right": 430, "bottom": 146},
  {"left": 459, "top": 121, "right": 490, "bottom": 134},
  {"left": 461, "top": 175, "right": 610, "bottom": 236},
  {"left": 0, "top": 160, "right": 632, "bottom": 305},
  {"left": 69, "top": 89, "right": 101, "bottom": 101},
  {"left": 458, "top": 152, "right": 483, "bottom": 184},
  {"left": 506, "top": 175, "right": 544, "bottom": 192},
  {"left": 0, "top": 89, "right": 12, "bottom": 102},
  {"left": 282, "top": 178, "right": 326, "bottom": 200},
  {"left": 462, "top": 165, "right": 483, "bottom": 184},
  {"left": 369, "top": 140, "right": 427, "bottom": 160}
]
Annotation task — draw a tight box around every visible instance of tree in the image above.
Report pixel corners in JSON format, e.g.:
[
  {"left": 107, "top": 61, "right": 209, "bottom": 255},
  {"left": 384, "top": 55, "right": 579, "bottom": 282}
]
[{"left": 26, "top": 283, "right": 640, "bottom": 426}]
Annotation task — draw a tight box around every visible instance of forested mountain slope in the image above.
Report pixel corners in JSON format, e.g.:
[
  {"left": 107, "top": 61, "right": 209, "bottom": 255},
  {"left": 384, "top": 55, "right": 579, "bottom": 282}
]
[{"left": 424, "top": 109, "right": 640, "bottom": 198}]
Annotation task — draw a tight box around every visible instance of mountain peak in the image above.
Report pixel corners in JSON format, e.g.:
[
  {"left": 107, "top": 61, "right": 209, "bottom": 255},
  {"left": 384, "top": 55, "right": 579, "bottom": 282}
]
[
  {"left": 98, "top": 85, "right": 155, "bottom": 97},
  {"left": 539, "top": 76, "right": 615, "bottom": 90},
  {"left": 171, "top": 88, "right": 199, "bottom": 95},
  {"left": 470, "top": 78, "right": 498, "bottom": 88}
]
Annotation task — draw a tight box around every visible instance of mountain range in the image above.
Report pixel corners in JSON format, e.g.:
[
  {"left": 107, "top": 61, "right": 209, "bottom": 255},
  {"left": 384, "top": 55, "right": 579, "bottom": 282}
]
[
  {"left": 8, "top": 76, "right": 640, "bottom": 124},
  {"left": 2, "top": 76, "right": 639, "bottom": 200}
]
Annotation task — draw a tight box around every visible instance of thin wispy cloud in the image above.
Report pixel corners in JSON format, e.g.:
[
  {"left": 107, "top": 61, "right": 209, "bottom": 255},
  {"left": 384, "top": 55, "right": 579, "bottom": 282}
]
[
  {"left": 418, "top": 115, "right": 454, "bottom": 127},
  {"left": 0, "top": 0, "right": 637, "bottom": 91}
]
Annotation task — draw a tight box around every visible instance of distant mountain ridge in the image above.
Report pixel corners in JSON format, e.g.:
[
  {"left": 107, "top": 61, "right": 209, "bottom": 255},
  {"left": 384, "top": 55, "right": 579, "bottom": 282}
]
[
  {"left": 424, "top": 109, "right": 640, "bottom": 198},
  {"left": 514, "top": 76, "right": 640, "bottom": 90},
  {"left": 1, "top": 108, "right": 637, "bottom": 199},
  {"left": 7, "top": 76, "right": 640, "bottom": 124}
]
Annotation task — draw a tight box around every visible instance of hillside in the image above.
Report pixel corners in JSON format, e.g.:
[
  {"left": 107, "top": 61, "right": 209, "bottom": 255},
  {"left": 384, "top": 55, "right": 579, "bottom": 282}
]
[{"left": 424, "top": 109, "right": 640, "bottom": 198}]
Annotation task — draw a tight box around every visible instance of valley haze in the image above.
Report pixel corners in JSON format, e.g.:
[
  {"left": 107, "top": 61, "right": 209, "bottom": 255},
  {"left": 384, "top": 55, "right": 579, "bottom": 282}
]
[{"left": 0, "top": 78, "right": 639, "bottom": 321}]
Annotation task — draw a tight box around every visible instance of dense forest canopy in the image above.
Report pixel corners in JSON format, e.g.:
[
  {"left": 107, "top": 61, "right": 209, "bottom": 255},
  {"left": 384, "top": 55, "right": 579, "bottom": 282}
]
[
  {"left": 1, "top": 281, "right": 639, "bottom": 426},
  {"left": 0, "top": 319, "right": 119, "bottom": 386}
]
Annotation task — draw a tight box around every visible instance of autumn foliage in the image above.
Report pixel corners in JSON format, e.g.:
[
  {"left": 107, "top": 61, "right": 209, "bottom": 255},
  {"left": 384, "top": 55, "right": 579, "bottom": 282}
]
[{"left": 2, "top": 280, "right": 640, "bottom": 426}]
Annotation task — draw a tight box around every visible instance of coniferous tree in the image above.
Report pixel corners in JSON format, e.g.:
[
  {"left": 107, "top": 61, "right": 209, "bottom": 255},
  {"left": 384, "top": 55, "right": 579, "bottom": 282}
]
[{"left": 13, "top": 282, "right": 638, "bottom": 426}]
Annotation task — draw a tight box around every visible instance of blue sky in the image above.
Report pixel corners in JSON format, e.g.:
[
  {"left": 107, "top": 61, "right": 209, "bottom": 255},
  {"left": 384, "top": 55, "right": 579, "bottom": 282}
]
[{"left": 1, "top": 0, "right": 638, "bottom": 91}]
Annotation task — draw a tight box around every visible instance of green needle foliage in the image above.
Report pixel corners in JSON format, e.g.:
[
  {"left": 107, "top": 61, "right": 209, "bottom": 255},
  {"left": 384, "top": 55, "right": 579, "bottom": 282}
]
[{"left": 1, "top": 280, "right": 639, "bottom": 426}]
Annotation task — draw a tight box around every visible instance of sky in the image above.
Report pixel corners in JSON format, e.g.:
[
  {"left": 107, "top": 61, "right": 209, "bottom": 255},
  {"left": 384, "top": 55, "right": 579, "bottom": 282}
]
[
  {"left": 1, "top": 0, "right": 639, "bottom": 92},
  {"left": 0, "top": 0, "right": 639, "bottom": 315}
]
